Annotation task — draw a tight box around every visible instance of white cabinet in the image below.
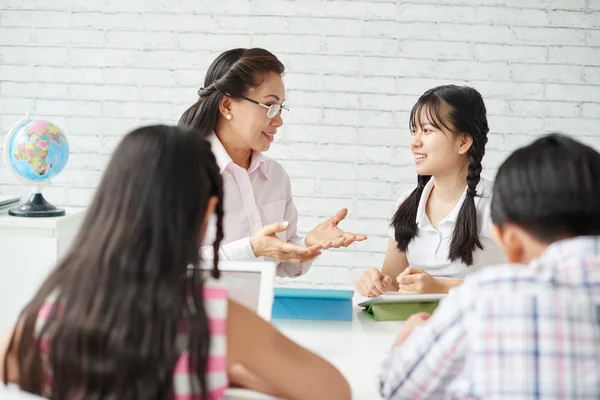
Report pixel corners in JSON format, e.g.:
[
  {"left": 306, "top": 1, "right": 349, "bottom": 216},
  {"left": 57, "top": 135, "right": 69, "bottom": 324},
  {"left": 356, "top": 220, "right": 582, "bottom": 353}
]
[{"left": 0, "top": 209, "right": 85, "bottom": 333}]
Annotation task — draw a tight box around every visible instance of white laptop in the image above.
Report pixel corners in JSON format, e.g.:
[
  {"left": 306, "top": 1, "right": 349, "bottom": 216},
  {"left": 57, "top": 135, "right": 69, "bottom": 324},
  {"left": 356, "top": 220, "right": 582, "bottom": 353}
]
[{"left": 189, "top": 260, "right": 276, "bottom": 321}]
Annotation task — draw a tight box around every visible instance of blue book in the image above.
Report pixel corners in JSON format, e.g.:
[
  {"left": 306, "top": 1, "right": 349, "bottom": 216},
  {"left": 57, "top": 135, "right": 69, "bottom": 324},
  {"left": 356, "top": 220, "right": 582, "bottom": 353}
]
[{"left": 272, "top": 288, "right": 354, "bottom": 321}]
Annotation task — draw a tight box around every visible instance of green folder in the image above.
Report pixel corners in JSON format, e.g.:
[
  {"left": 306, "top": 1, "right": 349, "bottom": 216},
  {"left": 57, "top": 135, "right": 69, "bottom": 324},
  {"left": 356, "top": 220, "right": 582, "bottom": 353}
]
[{"left": 358, "top": 293, "right": 445, "bottom": 321}]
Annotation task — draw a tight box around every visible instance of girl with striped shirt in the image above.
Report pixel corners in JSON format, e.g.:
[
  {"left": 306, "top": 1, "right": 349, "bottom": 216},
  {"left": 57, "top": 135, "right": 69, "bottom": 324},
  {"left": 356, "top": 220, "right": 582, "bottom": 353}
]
[{"left": 0, "top": 125, "right": 350, "bottom": 400}]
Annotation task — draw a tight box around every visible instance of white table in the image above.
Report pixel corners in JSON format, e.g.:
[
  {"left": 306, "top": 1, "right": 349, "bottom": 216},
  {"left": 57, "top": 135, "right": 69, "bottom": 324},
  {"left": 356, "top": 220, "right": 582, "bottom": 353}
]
[
  {"left": 275, "top": 294, "right": 401, "bottom": 399},
  {"left": 0, "top": 208, "right": 85, "bottom": 400},
  {"left": 227, "top": 293, "right": 403, "bottom": 400},
  {"left": 0, "top": 208, "right": 85, "bottom": 333}
]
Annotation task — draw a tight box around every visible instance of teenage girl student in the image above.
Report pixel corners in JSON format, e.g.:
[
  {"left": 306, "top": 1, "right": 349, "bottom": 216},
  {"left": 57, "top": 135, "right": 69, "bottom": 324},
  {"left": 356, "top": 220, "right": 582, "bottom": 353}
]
[
  {"left": 378, "top": 134, "right": 600, "bottom": 399},
  {"left": 0, "top": 125, "right": 351, "bottom": 400},
  {"left": 179, "top": 48, "right": 366, "bottom": 278},
  {"left": 356, "top": 85, "right": 504, "bottom": 296}
]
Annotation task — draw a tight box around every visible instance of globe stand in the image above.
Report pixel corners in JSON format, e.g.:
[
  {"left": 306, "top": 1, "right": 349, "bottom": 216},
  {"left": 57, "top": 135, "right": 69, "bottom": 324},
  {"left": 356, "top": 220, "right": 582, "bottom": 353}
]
[{"left": 9, "top": 189, "right": 65, "bottom": 218}]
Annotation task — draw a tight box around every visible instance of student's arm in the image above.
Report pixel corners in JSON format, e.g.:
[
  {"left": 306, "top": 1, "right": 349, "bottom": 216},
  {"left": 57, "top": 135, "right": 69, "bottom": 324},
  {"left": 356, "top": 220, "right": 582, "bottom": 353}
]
[
  {"left": 227, "top": 363, "right": 278, "bottom": 395},
  {"left": 381, "top": 239, "right": 410, "bottom": 290},
  {"left": 0, "top": 321, "right": 24, "bottom": 385},
  {"left": 226, "top": 300, "right": 351, "bottom": 400},
  {"left": 381, "top": 190, "right": 412, "bottom": 286},
  {"left": 377, "top": 281, "right": 474, "bottom": 400}
]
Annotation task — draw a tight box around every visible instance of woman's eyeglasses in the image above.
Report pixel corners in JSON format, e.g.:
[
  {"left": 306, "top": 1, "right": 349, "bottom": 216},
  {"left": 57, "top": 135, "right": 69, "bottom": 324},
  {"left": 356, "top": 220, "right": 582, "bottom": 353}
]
[{"left": 241, "top": 96, "right": 289, "bottom": 119}]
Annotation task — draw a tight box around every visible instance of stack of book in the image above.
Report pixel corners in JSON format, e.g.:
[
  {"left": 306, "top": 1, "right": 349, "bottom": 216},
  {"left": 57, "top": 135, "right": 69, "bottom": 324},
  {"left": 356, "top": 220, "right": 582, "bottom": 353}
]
[{"left": 0, "top": 196, "right": 21, "bottom": 214}]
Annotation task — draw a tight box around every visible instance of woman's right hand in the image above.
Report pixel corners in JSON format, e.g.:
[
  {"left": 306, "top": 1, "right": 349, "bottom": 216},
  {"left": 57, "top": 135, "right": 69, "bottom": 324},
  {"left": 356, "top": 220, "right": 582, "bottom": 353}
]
[
  {"left": 250, "top": 221, "right": 323, "bottom": 264},
  {"left": 355, "top": 268, "right": 393, "bottom": 297}
]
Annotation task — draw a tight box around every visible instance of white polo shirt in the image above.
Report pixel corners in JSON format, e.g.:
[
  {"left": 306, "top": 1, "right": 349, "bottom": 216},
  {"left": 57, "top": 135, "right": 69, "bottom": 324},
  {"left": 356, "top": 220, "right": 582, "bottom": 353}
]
[{"left": 388, "top": 177, "right": 504, "bottom": 279}]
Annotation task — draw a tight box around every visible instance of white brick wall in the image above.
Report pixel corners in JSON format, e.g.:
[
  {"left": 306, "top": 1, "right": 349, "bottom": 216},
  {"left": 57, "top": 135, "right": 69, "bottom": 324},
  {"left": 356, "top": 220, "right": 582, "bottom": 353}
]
[{"left": 1, "top": 0, "right": 599, "bottom": 288}]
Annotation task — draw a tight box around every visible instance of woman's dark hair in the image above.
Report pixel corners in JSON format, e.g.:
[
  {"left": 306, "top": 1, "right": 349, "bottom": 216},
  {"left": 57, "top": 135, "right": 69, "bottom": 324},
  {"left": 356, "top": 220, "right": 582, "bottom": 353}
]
[
  {"left": 392, "top": 85, "right": 489, "bottom": 266},
  {"left": 178, "top": 48, "right": 285, "bottom": 138},
  {"left": 3, "top": 125, "right": 224, "bottom": 399},
  {"left": 491, "top": 133, "right": 600, "bottom": 241}
]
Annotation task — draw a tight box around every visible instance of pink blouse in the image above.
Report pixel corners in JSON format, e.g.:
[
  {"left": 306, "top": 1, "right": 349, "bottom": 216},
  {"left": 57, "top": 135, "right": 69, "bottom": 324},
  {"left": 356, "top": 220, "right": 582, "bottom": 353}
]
[{"left": 201, "top": 134, "right": 313, "bottom": 278}]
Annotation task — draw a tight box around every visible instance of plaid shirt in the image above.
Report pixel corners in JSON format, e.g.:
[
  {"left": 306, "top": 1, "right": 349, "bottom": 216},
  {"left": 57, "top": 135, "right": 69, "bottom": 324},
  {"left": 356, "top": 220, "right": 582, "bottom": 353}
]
[{"left": 378, "top": 236, "right": 600, "bottom": 400}]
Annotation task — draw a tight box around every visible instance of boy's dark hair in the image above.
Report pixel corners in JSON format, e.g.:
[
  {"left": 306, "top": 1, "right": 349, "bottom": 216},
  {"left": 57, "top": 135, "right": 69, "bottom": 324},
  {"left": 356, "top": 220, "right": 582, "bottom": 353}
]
[{"left": 491, "top": 133, "right": 600, "bottom": 241}]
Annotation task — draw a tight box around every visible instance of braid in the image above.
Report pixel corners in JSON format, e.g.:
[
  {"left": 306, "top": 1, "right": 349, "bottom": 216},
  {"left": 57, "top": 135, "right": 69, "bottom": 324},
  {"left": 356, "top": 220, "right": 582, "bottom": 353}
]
[
  {"left": 211, "top": 167, "right": 224, "bottom": 280},
  {"left": 466, "top": 145, "right": 484, "bottom": 197},
  {"left": 449, "top": 131, "right": 486, "bottom": 265},
  {"left": 392, "top": 175, "right": 432, "bottom": 251},
  {"left": 198, "top": 140, "right": 224, "bottom": 279}
]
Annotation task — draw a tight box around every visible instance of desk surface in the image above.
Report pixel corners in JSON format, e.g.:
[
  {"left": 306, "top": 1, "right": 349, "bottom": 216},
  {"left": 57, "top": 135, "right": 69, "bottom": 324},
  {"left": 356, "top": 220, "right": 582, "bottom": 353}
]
[
  {"left": 276, "top": 294, "right": 401, "bottom": 400},
  {"left": 227, "top": 293, "right": 402, "bottom": 400}
]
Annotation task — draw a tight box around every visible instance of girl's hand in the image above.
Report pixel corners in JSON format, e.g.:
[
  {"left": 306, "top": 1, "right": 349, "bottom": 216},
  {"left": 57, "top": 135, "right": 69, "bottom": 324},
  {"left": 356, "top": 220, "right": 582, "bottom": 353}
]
[
  {"left": 396, "top": 267, "right": 450, "bottom": 294},
  {"left": 355, "top": 268, "right": 393, "bottom": 297}
]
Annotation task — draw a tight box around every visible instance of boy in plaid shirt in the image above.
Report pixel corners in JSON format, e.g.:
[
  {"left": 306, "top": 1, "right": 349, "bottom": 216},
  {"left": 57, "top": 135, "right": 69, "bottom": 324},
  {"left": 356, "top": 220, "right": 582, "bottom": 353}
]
[{"left": 378, "top": 134, "right": 600, "bottom": 400}]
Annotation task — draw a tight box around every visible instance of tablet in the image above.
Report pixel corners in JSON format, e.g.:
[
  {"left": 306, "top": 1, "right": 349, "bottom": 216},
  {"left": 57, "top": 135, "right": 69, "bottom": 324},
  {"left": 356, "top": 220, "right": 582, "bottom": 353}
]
[
  {"left": 358, "top": 292, "right": 445, "bottom": 308},
  {"left": 190, "top": 261, "right": 276, "bottom": 321}
]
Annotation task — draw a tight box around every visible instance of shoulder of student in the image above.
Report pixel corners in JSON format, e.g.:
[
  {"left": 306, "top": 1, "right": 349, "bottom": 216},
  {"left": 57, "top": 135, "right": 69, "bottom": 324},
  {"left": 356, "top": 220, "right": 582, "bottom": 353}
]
[{"left": 460, "top": 261, "right": 528, "bottom": 296}]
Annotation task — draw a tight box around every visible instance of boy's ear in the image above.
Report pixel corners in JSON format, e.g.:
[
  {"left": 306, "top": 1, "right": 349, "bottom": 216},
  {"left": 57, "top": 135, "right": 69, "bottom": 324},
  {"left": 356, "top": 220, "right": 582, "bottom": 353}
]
[
  {"left": 491, "top": 223, "right": 524, "bottom": 264},
  {"left": 490, "top": 224, "right": 503, "bottom": 248}
]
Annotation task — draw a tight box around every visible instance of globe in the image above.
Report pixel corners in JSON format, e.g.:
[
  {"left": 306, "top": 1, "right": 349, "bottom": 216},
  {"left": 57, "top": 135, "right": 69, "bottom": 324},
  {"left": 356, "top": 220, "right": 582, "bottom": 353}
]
[{"left": 4, "top": 117, "right": 70, "bottom": 217}]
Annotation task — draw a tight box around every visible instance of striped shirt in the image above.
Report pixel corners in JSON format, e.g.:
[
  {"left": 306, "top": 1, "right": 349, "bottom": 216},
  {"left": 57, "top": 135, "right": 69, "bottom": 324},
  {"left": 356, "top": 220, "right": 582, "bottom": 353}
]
[
  {"left": 35, "top": 284, "right": 228, "bottom": 400},
  {"left": 378, "top": 236, "right": 600, "bottom": 400}
]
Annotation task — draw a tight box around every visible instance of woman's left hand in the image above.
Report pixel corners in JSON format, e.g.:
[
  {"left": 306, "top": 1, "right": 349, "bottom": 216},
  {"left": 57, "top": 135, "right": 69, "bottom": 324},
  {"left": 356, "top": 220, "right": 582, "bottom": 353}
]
[
  {"left": 396, "top": 267, "right": 450, "bottom": 294},
  {"left": 305, "top": 208, "right": 367, "bottom": 249}
]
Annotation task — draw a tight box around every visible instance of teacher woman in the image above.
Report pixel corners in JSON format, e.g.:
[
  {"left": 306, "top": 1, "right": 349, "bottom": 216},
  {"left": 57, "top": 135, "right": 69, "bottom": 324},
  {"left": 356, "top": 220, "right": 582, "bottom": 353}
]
[{"left": 179, "top": 48, "right": 366, "bottom": 277}]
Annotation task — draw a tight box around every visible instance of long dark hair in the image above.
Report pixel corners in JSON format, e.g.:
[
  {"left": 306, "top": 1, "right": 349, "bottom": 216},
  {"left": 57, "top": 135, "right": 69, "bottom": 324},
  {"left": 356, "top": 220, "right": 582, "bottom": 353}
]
[
  {"left": 392, "top": 85, "right": 489, "bottom": 266},
  {"left": 178, "top": 48, "right": 285, "bottom": 137},
  {"left": 491, "top": 133, "right": 600, "bottom": 240},
  {"left": 3, "top": 125, "right": 224, "bottom": 399}
]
